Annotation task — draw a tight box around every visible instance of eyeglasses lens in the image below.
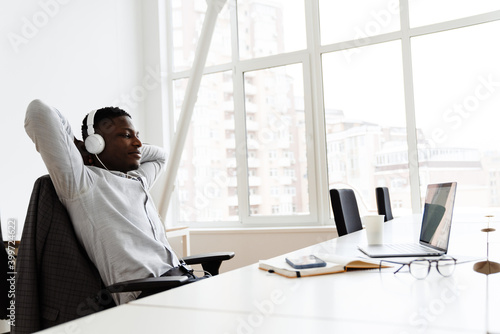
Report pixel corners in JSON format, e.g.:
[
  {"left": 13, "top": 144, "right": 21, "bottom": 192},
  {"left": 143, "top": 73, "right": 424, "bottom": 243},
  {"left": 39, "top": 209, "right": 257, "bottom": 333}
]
[
  {"left": 409, "top": 259, "right": 430, "bottom": 279},
  {"left": 437, "top": 257, "right": 456, "bottom": 277}
]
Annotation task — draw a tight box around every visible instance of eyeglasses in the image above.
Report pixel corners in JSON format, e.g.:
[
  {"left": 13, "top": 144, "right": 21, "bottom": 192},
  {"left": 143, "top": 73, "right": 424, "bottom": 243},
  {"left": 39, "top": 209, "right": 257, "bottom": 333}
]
[{"left": 380, "top": 256, "right": 457, "bottom": 279}]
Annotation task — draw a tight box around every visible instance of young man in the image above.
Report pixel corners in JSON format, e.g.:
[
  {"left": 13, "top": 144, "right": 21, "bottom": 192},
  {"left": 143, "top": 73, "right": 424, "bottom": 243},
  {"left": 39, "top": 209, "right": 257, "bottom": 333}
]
[{"left": 25, "top": 99, "right": 190, "bottom": 305}]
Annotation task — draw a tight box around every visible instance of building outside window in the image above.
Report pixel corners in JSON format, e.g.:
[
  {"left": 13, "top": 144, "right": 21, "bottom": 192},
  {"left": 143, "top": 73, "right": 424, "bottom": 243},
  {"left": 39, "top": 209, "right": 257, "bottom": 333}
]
[{"left": 166, "top": 0, "right": 500, "bottom": 226}]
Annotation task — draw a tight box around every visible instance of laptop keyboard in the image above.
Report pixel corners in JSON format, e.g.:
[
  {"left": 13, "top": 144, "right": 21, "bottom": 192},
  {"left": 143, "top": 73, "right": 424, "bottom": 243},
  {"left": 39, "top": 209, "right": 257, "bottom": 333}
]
[{"left": 382, "top": 243, "right": 435, "bottom": 254}]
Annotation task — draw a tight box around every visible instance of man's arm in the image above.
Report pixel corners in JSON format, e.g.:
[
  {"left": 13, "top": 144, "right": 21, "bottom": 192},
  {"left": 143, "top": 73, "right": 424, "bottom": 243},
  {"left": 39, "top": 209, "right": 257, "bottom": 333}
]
[
  {"left": 136, "top": 144, "right": 167, "bottom": 189},
  {"left": 74, "top": 138, "right": 94, "bottom": 166},
  {"left": 25, "top": 99, "right": 89, "bottom": 199}
]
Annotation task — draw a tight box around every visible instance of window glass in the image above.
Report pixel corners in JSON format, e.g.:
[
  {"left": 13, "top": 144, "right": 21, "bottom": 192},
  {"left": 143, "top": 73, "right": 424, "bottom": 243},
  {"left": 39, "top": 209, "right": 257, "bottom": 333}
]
[
  {"left": 243, "top": 63, "right": 310, "bottom": 216},
  {"left": 237, "top": 0, "right": 306, "bottom": 59},
  {"left": 322, "top": 40, "right": 410, "bottom": 216},
  {"left": 171, "top": 0, "right": 232, "bottom": 72},
  {"left": 319, "top": 0, "right": 400, "bottom": 45},
  {"left": 409, "top": 0, "right": 500, "bottom": 28},
  {"left": 412, "top": 21, "right": 500, "bottom": 211},
  {"left": 173, "top": 72, "right": 237, "bottom": 222},
  {"left": 166, "top": 1, "right": 500, "bottom": 226}
]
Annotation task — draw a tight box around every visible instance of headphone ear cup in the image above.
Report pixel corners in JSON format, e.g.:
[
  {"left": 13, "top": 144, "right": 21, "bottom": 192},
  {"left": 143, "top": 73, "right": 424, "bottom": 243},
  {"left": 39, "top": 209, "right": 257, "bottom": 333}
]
[{"left": 85, "top": 134, "right": 105, "bottom": 154}]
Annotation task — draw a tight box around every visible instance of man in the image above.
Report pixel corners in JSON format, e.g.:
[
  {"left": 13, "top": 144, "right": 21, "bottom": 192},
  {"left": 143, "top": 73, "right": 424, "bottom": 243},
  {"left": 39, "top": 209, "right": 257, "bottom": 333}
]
[{"left": 25, "top": 99, "right": 196, "bottom": 305}]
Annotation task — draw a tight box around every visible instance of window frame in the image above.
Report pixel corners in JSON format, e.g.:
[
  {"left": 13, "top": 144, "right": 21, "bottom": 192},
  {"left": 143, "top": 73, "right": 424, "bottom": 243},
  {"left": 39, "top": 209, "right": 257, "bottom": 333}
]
[{"left": 162, "top": 0, "right": 500, "bottom": 228}]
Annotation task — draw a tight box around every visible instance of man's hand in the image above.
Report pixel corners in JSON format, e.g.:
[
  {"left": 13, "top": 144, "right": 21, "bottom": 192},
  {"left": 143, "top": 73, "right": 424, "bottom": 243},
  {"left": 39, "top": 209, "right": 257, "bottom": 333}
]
[{"left": 74, "top": 138, "right": 94, "bottom": 166}]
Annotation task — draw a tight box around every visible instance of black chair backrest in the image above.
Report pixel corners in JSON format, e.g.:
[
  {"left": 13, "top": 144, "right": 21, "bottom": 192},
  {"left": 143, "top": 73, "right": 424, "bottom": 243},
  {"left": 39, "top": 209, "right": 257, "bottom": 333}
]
[
  {"left": 14, "top": 175, "right": 105, "bottom": 334},
  {"left": 330, "top": 189, "right": 363, "bottom": 236},
  {"left": 376, "top": 187, "right": 393, "bottom": 221}
]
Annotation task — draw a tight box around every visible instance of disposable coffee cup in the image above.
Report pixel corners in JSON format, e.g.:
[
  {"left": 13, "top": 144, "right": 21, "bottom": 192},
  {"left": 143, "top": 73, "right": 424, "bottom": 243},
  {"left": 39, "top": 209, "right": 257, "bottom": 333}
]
[{"left": 362, "top": 215, "right": 385, "bottom": 245}]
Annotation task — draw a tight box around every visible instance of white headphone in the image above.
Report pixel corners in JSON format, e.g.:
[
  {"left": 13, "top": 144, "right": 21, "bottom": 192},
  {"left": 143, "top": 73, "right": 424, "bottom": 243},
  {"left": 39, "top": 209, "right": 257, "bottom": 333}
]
[{"left": 84, "top": 109, "right": 105, "bottom": 154}]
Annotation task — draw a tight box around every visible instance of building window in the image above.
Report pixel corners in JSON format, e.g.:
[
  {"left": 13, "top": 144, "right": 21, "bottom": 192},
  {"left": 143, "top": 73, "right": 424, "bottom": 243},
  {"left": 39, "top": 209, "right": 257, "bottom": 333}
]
[{"left": 165, "top": 0, "right": 500, "bottom": 226}]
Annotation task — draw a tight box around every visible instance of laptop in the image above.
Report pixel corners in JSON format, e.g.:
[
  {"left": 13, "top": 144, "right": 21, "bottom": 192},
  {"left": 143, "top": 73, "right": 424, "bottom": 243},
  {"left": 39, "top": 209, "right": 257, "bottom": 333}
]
[{"left": 358, "top": 182, "right": 457, "bottom": 258}]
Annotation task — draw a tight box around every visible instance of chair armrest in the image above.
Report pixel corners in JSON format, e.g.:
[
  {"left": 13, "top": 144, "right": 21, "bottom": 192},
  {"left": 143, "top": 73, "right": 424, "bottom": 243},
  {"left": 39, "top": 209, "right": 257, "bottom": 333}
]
[
  {"left": 181, "top": 251, "right": 235, "bottom": 276},
  {"left": 107, "top": 276, "right": 189, "bottom": 293},
  {"left": 181, "top": 251, "right": 235, "bottom": 265},
  {"left": 80, "top": 276, "right": 189, "bottom": 313}
]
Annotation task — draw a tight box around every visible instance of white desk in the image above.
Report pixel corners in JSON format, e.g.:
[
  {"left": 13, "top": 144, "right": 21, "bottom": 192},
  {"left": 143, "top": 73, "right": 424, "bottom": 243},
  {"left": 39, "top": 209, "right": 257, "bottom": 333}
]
[{"left": 38, "top": 215, "right": 500, "bottom": 333}]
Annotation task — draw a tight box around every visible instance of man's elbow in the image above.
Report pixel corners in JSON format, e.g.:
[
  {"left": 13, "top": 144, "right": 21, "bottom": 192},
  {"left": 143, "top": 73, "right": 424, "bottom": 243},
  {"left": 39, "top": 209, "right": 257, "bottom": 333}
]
[{"left": 25, "top": 99, "right": 48, "bottom": 125}]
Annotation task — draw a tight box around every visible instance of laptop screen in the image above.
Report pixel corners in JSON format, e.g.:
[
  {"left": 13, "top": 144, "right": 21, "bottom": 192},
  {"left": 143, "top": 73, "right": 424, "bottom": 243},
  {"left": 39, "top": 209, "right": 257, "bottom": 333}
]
[{"left": 419, "top": 182, "right": 457, "bottom": 251}]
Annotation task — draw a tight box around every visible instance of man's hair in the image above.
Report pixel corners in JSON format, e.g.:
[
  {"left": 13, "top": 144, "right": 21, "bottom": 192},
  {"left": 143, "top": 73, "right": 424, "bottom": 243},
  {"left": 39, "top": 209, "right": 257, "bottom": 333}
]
[{"left": 81, "top": 107, "right": 131, "bottom": 139}]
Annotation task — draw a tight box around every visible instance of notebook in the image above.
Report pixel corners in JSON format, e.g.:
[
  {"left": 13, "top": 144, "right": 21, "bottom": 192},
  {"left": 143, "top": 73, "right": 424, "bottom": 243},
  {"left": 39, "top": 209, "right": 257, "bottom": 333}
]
[{"left": 358, "top": 182, "right": 457, "bottom": 258}]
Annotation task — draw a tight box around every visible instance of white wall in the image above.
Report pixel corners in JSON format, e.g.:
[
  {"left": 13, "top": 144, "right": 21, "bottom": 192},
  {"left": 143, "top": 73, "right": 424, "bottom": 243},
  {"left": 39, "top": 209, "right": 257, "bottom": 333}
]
[
  {"left": 191, "top": 227, "right": 338, "bottom": 272},
  {"left": 0, "top": 0, "right": 166, "bottom": 238},
  {"left": 169, "top": 227, "right": 338, "bottom": 273}
]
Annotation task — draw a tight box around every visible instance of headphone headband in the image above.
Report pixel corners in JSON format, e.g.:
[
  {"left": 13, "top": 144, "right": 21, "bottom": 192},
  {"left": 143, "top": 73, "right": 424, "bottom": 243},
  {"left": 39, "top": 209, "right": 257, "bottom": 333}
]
[
  {"left": 87, "top": 109, "right": 98, "bottom": 136},
  {"left": 84, "top": 109, "right": 105, "bottom": 155}
]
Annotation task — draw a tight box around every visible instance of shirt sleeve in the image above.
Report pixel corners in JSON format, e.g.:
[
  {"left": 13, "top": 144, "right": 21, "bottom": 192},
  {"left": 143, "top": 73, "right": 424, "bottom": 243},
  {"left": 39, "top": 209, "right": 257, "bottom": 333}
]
[
  {"left": 136, "top": 144, "right": 167, "bottom": 189},
  {"left": 24, "top": 99, "right": 90, "bottom": 200}
]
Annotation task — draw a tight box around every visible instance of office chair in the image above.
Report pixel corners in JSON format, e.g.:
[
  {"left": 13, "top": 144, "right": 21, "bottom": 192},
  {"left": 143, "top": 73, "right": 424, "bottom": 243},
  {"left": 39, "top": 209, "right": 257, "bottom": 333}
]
[
  {"left": 14, "top": 175, "right": 234, "bottom": 334},
  {"left": 375, "top": 187, "right": 393, "bottom": 222},
  {"left": 330, "top": 188, "right": 363, "bottom": 237}
]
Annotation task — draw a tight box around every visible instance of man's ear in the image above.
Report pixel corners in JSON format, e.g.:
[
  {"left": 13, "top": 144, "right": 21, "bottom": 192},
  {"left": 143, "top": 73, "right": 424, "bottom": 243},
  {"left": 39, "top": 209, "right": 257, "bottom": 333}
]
[
  {"left": 86, "top": 155, "right": 95, "bottom": 166},
  {"left": 99, "top": 118, "right": 116, "bottom": 135},
  {"left": 74, "top": 138, "right": 94, "bottom": 165}
]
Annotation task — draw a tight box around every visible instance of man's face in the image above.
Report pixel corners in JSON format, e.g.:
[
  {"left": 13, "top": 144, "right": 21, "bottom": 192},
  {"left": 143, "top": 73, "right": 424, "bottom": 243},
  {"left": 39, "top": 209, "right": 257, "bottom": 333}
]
[{"left": 95, "top": 116, "right": 142, "bottom": 173}]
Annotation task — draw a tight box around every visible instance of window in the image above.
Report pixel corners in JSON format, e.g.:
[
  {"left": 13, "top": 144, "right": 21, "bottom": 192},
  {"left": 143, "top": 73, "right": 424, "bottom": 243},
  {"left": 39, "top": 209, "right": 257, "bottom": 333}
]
[
  {"left": 319, "top": 0, "right": 400, "bottom": 45},
  {"left": 322, "top": 40, "right": 410, "bottom": 215},
  {"left": 408, "top": 0, "right": 500, "bottom": 27},
  {"left": 412, "top": 20, "right": 500, "bottom": 209},
  {"left": 237, "top": 0, "right": 306, "bottom": 59},
  {"left": 165, "top": 0, "right": 500, "bottom": 226},
  {"left": 244, "top": 64, "right": 309, "bottom": 217}
]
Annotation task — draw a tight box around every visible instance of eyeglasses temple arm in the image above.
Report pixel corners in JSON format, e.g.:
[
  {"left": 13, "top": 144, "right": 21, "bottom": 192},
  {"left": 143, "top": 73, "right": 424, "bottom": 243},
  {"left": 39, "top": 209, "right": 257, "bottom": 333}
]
[{"left": 393, "top": 263, "right": 406, "bottom": 274}]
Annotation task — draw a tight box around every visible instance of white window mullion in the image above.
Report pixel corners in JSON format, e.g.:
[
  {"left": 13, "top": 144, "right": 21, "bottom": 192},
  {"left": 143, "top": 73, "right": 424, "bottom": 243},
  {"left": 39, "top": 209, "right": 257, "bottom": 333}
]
[
  {"left": 300, "top": 55, "right": 320, "bottom": 225},
  {"left": 305, "top": 0, "right": 331, "bottom": 225},
  {"left": 319, "top": 30, "right": 402, "bottom": 54},
  {"left": 400, "top": 0, "right": 421, "bottom": 213},
  {"left": 230, "top": 0, "right": 251, "bottom": 223},
  {"left": 408, "top": 9, "right": 500, "bottom": 38},
  {"left": 163, "top": 0, "right": 182, "bottom": 226},
  {"left": 233, "top": 65, "right": 251, "bottom": 224},
  {"left": 228, "top": 0, "right": 239, "bottom": 62},
  {"left": 237, "top": 51, "right": 308, "bottom": 73}
]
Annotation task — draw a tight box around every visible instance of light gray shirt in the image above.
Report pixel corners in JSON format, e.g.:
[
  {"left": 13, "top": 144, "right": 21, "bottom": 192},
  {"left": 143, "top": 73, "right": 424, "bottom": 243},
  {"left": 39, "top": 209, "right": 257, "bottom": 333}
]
[{"left": 25, "top": 99, "right": 180, "bottom": 305}]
